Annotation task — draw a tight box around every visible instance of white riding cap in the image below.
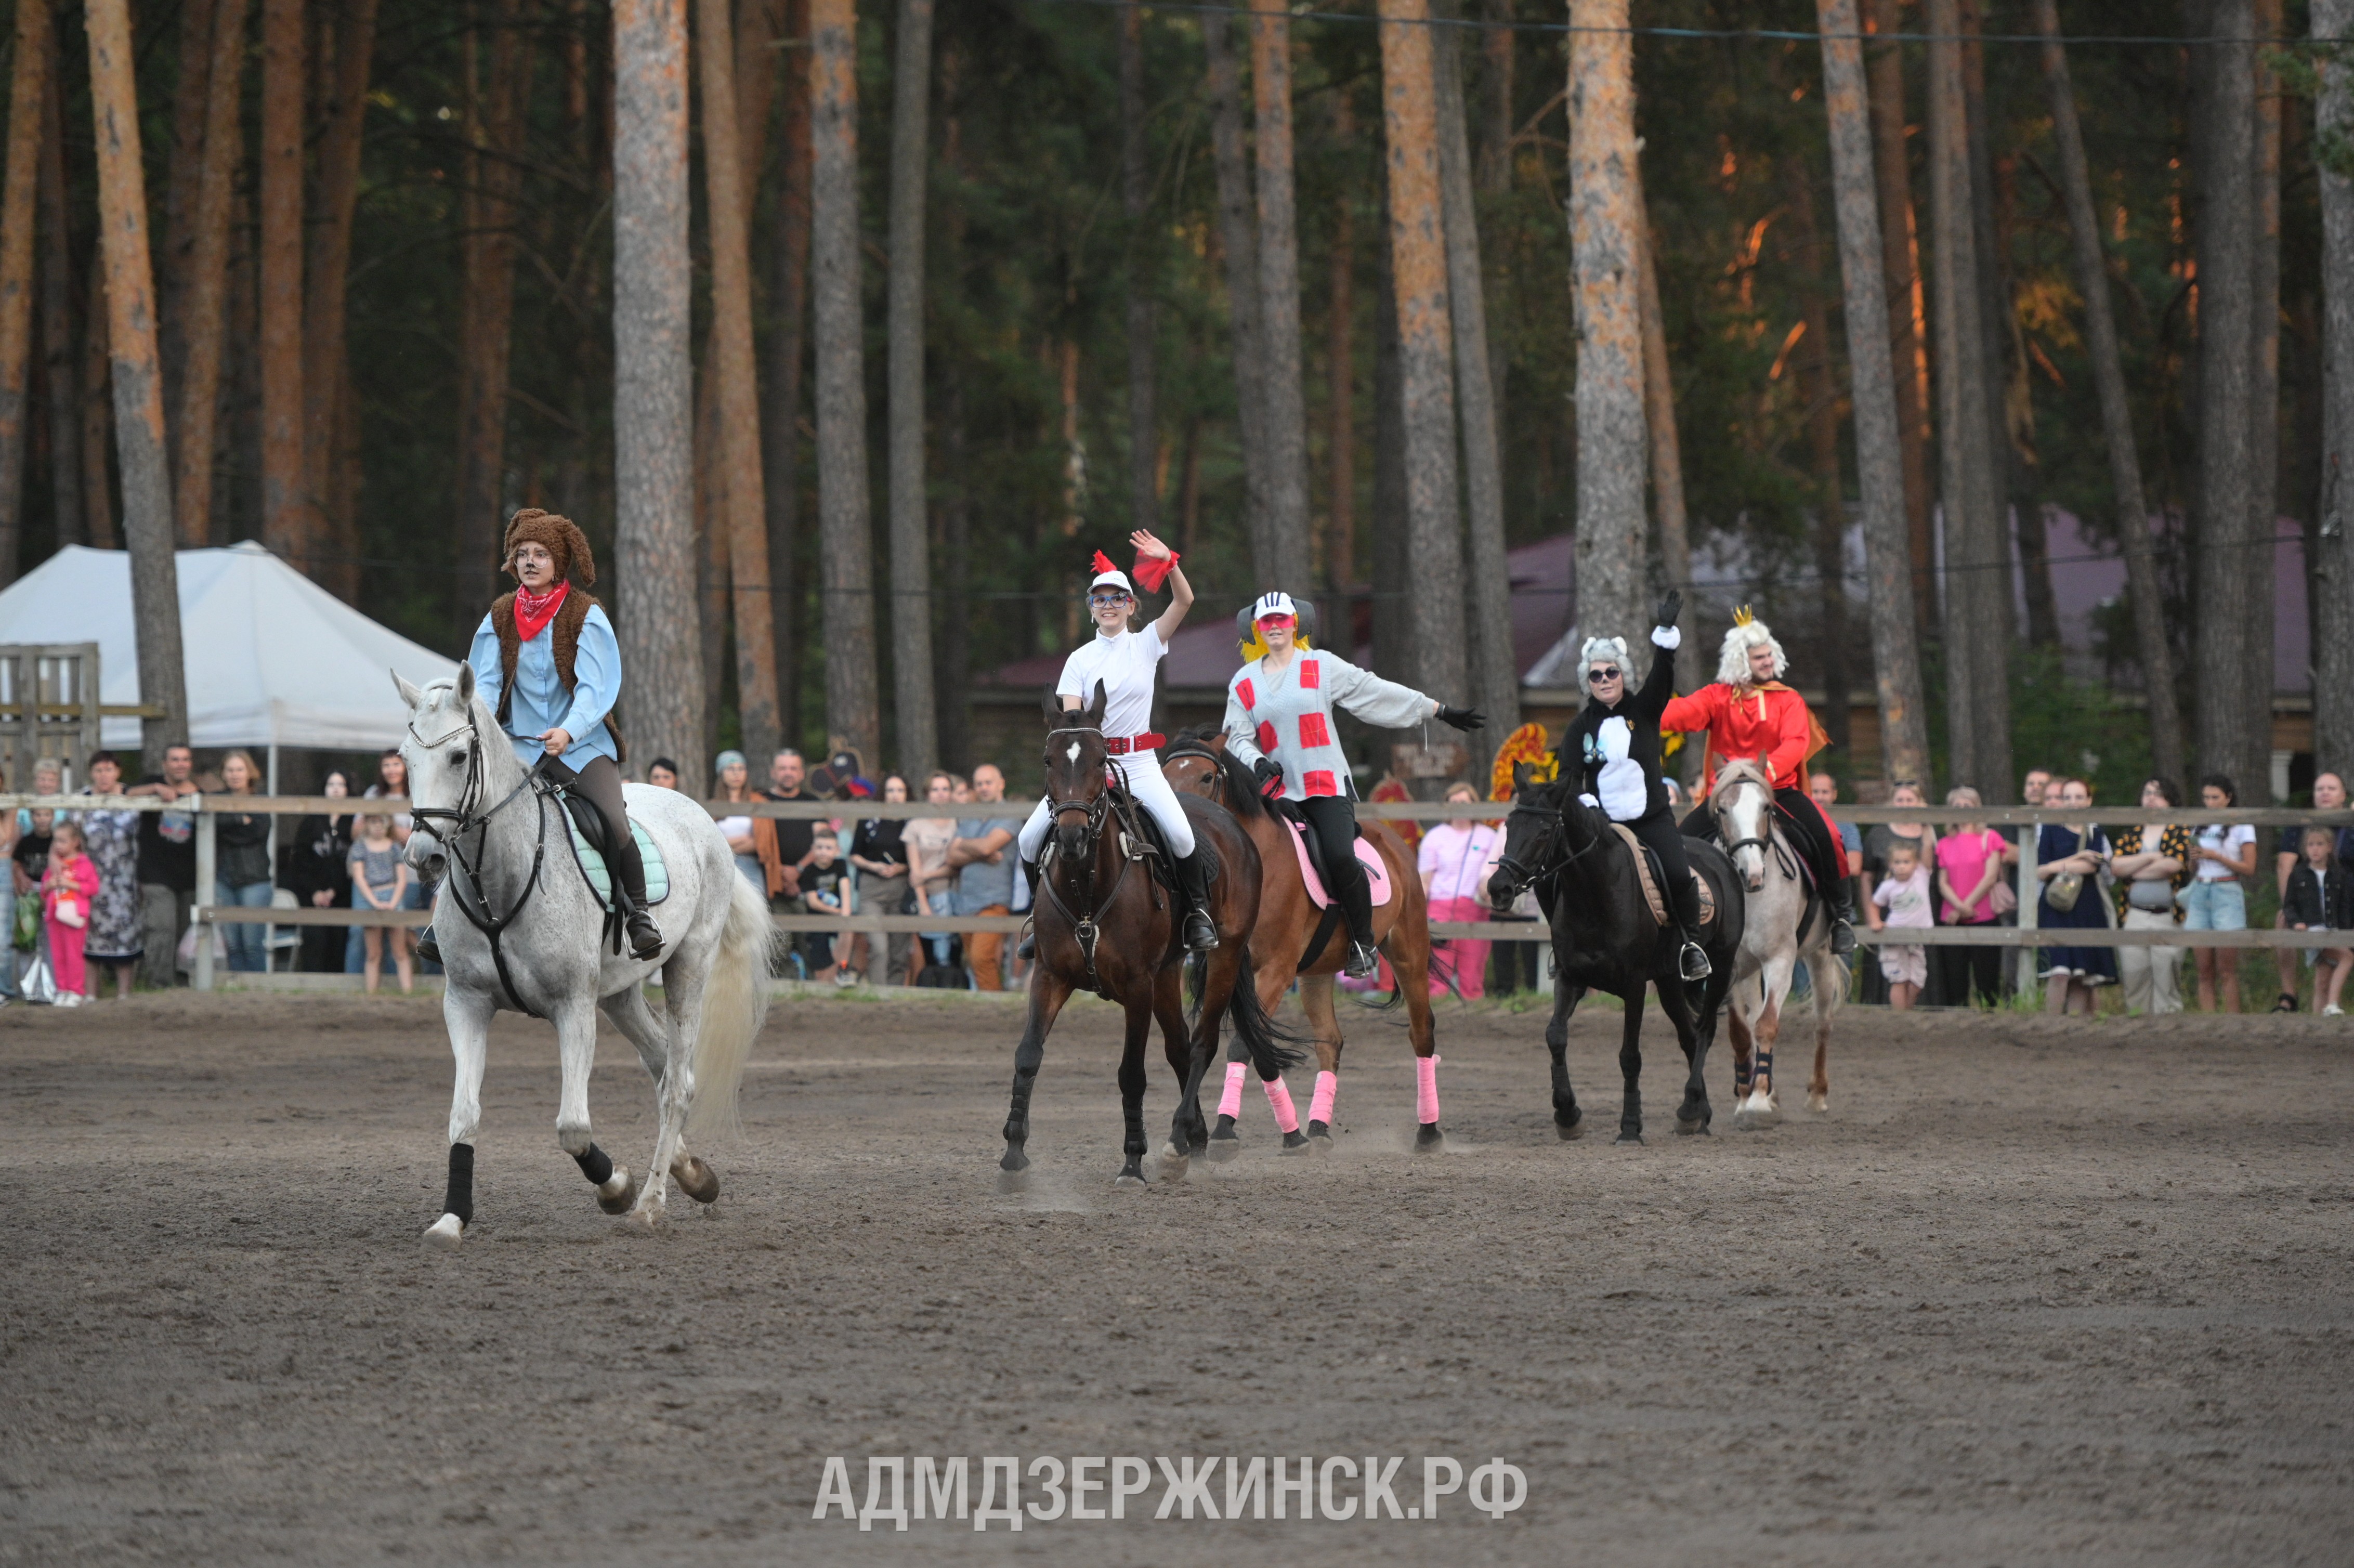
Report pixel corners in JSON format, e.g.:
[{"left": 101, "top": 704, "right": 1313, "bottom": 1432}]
[
  {"left": 1090, "top": 567, "right": 1134, "bottom": 594},
  {"left": 1717, "top": 616, "right": 1788, "bottom": 686},
  {"left": 1579, "top": 635, "right": 1632, "bottom": 693},
  {"left": 1252, "top": 590, "right": 1298, "bottom": 622}
]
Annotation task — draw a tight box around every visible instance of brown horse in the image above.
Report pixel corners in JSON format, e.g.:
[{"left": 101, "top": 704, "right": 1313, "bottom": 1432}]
[
  {"left": 999, "top": 685, "right": 1302, "bottom": 1186},
  {"left": 1161, "top": 731, "right": 1445, "bottom": 1153}
]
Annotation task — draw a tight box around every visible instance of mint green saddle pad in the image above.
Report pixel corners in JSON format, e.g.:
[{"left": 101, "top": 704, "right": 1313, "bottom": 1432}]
[{"left": 565, "top": 815, "right": 671, "bottom": 909}]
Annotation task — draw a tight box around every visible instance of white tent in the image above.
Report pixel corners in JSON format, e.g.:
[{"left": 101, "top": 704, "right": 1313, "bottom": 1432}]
[{"left": 0, "top": 542, "right": 460, "bottom": 750}]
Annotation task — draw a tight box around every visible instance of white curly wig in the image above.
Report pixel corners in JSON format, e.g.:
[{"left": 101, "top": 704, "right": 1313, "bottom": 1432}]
[
  {"left": 1716, "top": 616, "right": 1787, "bottom": 687},
  {"left": 1578, "top": 635, "right": 1632, "bottom": 694}
]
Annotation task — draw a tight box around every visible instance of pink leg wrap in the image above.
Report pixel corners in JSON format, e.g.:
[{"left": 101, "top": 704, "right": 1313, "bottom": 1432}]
[
  {"left": 1218, "top": 1061, "right": 1247, "bottom": 1120},
  {"left": 1309, "top": 1070, "right": 1339, "bottom": 1127},
  {"left": 1263, "top": 1075, "right": 1301, "bottom": 1134},
  {"left": 1416, "top": 1054, "right": 1441, "bottom": 1125}
]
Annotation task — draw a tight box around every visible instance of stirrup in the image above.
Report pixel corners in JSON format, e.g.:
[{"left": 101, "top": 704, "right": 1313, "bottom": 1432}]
[
  {"left": 1679, "top": 940, "right": 1713, "bottom": 983},
  {"left": 625, "top": 910, "right": 663, "bottom": 961},
  {"left": 1182, "top": 907, "right": 1219, "bottom": 953},
  {"left": 1345, "top": 939, "right": 1379, "bottom": 979},
  {"left": 415, "top": 923, "right": 440, "bottom": 964}
]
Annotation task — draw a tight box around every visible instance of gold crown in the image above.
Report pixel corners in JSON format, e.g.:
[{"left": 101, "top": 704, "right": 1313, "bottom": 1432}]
[{"left": 1732, "top": 605, "right": 1756, "bottom": 626}]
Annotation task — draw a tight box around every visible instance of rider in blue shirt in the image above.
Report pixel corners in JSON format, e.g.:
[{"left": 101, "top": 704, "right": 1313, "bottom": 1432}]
[{"left": 418, "top": 509, "right": 663, "bottom": 962}]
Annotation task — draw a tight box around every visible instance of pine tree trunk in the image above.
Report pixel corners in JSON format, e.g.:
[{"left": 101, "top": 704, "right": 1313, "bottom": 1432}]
[
  {"left": 936, "top": 363, "right": 970, "bottom": 770},
  {"left": 157, "top": 0, "right": 215, "bottom": 423},
  {"left": 36, "top": 50, "right": 82, "bottom": 550},
  {"left": 1477, "top": 0, "right": 1513, "bottom": 197},
  {"left": 765, "top": 0, "right": 812, "bottom": 749},
  {"left": 1785, "top": 158, "right": 1852, "bottom": 754},
  {"left": 0, "top": 0, "right": 50, "bottom": 585},
  {"left": 1326, "top": 91, "right": 1357, "bottom": 595},
  {"left": 1203, "top": 13, "right": 1274, "bottom": 584},
  {"left": 884, "top": 0, "right": 935, "bottom": 780},
  {"left": 810, "top": 0, "right": 877, "bottom": 763},
  {"left": 1370, "top": 187, "right": 1409, "bottom": 682},
  {"left": 1820, "top": 0, "right": 1932, "bottom": 791},
  {"left": 1633, "top": 171, "right": 1692, "bottom": 674},
  {"left": 302, "top": 0, "right": 376, "bottom": 597},
  {"left": 2192, "top": 0, "right": 2264, "bottom": 800},
  {"left": 1926, "top": 0, "right": 2008, "bottom": 797},
  {"left": 699, "top": 0, "right": 781, "bottom": 764},
  {"left": 2314, "top": 0, "right": 2354, "bottom": 773},
  {"left": 1959, "top": 1, "right": 2015, "bottom": 656},
  {"left": 86, "top": 0, "right": 188, "bottom": 763},
  {"left": 258, "top": 0, "right": 306, "bottom": 563},
  {"left": 1863, "top": 0, "right": 1935, "bottom": 635},
  {"left": 2034, "top": 0, "right": 2183, "bottom": 782},
  {"left": 453, "top": 0, "right": 533, "bottom": 610},
  {"left": 613, "top": 0, "right": 704, "bottom": 781},
  {"left": 1118, "top": 0, "right": 1158, "bottom": 541},
  {"left": 173, "top": 0, "right": 251, "bottom": 552},
  {"left": 1565, "top": 0, "right": 1645, "bottom": 667},
  {"left": 2248, "top": 0, "right": 2282, "bottom": 799},
  {"left": 81, "top": 246, "right": 114, "bottom": 548},
  {"left": 1248, "top": 0, "right": 1312, "bottom": 594},
  {"left": 1434, "top": 14, "right": 1515, "bottom": 751}
]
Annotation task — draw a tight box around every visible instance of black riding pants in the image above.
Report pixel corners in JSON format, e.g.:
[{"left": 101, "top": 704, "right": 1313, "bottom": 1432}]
[
  {"left": 1297, "top": 795, "right": 1374, "bottom": 945},
  {"left": 540, "top": 753, "right": 650, "bottom": 907},
  {"left": 1625, "top": 805, "right": 1702, "bottom": 933}
]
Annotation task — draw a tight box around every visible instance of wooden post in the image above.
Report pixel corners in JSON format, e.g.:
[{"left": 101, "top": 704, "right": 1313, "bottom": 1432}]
[
  {"left": 85, "top": 0, "right": 189, "bottom": 769},
  {"left": 193, "top": 807, "right": 217, "bottom": 991}
]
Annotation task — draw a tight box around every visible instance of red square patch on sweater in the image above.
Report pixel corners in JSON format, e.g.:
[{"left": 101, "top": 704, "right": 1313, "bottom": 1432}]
[
  {"left": 1298, "top": 712, "right": 1331, "bottom": 749},
  {"left": 1236, "top": 677, "right": 1255, "bottom": 711},
  {"left": 1298, "top": 659, "right": 1321, "bottom": 689},
  {"left": 1257, "top": 721, "right": 1278, "bottom": 755},
  {"left": 1302, "top": 769, "right": 1338, "bottom": 797}
]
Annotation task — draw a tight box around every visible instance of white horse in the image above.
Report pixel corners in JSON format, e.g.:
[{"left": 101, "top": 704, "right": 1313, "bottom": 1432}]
[
  {"left": 396, "top": 667, "right": 774, "bottom": 1244},
  {"left": 1707, "top": 759, "right": 1845, "bottom": 1128}
]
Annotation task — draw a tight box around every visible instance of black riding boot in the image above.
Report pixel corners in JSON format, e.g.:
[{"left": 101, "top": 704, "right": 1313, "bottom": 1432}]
[
  {"left": 1827, "top": 878, "right": 1858, "bottom": 957},
  {"left": 1174, "top": 850, "right": 1219, "bottom": 952},
  {"left": 1015, "top": 855, "right": 1041, "bottom": 960},
  {"left": 1339, "top": 870, "right": 1379, "bottom": 979},
  {"left": 615, "top": 878, "right": 663, "bottom": 962},
  {"left": 1670, "top": 878, "right": 1711, "bottom": 983},
  {"left": 416, "top": 923, "right": 440, "bottom": 964}
]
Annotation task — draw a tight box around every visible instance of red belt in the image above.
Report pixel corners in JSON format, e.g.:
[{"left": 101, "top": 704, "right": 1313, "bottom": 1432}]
[{"left": 1103, "top": 732, "right": 1167, "bottom": 756}]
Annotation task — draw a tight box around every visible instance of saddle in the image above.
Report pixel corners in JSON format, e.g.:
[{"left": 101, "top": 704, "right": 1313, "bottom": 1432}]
[
  {"left": 1102, "top": 780, "right": 1213, "bottom": 896},
  {"left": 1611, "top": 823, "right": 1716, "bottom": 930},
  {"left": 556, "top": 790, "right": 671, "bottom": 912},
  {"left": 1272, "top": 808, "right": 1394, "bottom": 911}
]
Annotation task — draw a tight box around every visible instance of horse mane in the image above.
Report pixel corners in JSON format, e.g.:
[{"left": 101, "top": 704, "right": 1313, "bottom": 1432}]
[{"left": 1171, "top": 725, "right": 1264, "bottom": 819}]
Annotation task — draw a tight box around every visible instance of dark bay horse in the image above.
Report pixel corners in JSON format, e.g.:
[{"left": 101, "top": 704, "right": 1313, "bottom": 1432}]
[
  {"left": 1487, "top": 767, "right": 1744, "bottom": 1144},
  {"left": 999, "top": 684, "right": 1302, "bottom": 1185},
  {"left": 1160, "top": 732, "right": 1445, "bottom": 1153}
]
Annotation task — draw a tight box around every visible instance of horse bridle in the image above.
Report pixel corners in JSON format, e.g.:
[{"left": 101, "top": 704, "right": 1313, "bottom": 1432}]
[
  {"left": 1159, "top": 739, "right": 1228, "bottom": 806},
  {"left": 1036, "top": 723, "right": 1158, "bottom": 991},
  {"left": 406, "top": 708, "right": 555, "bottom": 1016},
  {"left": 1490, "top": 789, "right": 1609, "bottom": 904},
  {"left": 1711, "top": 772, "right": 1799, "bottom": 881}
]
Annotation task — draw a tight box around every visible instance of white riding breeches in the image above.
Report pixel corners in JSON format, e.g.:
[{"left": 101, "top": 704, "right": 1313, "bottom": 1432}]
[{"left": 1018, "top": 750, "right": 1197, "bottom": 864}]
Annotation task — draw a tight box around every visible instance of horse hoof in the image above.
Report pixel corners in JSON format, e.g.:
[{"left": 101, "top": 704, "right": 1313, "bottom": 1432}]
[
  {"left": 1615, "top": 1130, "right": 1645, "bottom": 1146},
  {"left": 596, "top": 1167, "right": 640, "bottom": 1216},
  {"left": 1279, "top": 1129, "right": 1310, "bottom": 1153},
  {"left": 1115, "top": 1169, "right": 1147, "bottom": 1187},
  {"left": 1674, "top": 1116, "right": 1706, "bottom": 1136},
  {"left": 995, "top": 1167, "right": 1029, "bottom": 1194},
  {"left": 626, "top": 1203, "right": 662, "bottom": 1231},
  {"left": 1414, "top": 1122, "right": 1444, "bottom": 1153},
  {"left": 1159, "top": 1155, "right": 1189, "bottom": 1182},
  {"left": 421, "top": 1213, "right": 464, "bottom": 1248},
  {"left": 1555, "top": 1112, "right": 1585, "bottom": 1142},
  {"left": 1807, "top": 1091, "right": 1828, "bottom": 1114},
  {"left": 999, "top": 1145, "right": 1030, "bottom": 1173},
  {"left": 670, "top": 1154, "right": 721, "bottom": 1205},
  {"left": 1305, "top": 1124, "right": 1335, "bottom": 1153}
]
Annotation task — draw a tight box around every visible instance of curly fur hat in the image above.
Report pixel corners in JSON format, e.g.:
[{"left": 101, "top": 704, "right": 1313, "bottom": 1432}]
[
  {"left": 501, "top": 507, "right": 596, "bottom": 587},
  {"left": 1715, "top": 610, "right": 1787, "bottom": 686},
  {"left": 1578, "top": 635, "right": 1632, "bottom": 694}
]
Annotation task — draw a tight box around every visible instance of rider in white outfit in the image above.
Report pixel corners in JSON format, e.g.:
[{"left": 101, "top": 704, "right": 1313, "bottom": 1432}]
[{"left": 1016, "top": 531, "right": 1219, "bottom": 952}]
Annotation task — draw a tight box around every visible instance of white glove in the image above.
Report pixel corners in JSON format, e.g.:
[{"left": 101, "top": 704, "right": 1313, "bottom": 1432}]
[
  {"left": 1652, "top": 624, "right": 1681, "bottom": 649},
  {"left": 1578, "top": 793, "right": 1600, "bottom": 809}
]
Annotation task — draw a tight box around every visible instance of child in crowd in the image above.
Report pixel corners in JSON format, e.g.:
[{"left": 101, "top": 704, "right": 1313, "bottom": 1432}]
[
  {"left": 40, "top": 821, "right": 97, "bottom": 1006},
  {"left": 801, "top": 829, "right": 849, "bottom": 984},
  {"left": 348, "top": 813, "right": 414, "bottom": 995},
  {"left": 2284, "top": 826, "right": 2354, "bottom": 1016},
  {"left": 1872, "top": 837, "right": 1935, "bottom": 1010}
]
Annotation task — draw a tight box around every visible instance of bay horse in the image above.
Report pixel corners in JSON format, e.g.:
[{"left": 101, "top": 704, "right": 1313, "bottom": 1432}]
[
  {"left": 1160, "top": 731, "right": 1443, "bottom": 1153},
  {"left": 396, "top": 668, "right": 774, "bottom": 1244},
  {"left": 1486, "top": 766, "right": 1744, "bottom": 1143},
  {"left": 999, "top": 684, "right": 1301, "bottom": 1185},
  {"left": 1706, "top": 758, "right": 1845, "bottom": 1127}
]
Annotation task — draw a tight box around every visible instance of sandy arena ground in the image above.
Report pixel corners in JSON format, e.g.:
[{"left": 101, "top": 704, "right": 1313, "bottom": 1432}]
[{"left": 1, "top": 985, "right": 2349, "bottom": 1565}]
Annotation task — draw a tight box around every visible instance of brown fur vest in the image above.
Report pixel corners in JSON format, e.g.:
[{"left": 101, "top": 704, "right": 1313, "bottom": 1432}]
[{"left": 490, "top": 590, "right": 627, "bottom": 763}]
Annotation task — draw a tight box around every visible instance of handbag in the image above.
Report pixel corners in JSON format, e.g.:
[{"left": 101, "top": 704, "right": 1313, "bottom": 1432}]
[
  {"left": 53, "top": 895, "right": 84, "bottom": 930},
  {"left": 2046, "top": 871, "right": 2085, "bottom": 913}
]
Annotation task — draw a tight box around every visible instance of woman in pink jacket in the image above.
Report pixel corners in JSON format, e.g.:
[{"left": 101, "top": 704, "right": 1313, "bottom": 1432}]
[{"left": 1418, "top": 781, "right": 1503, "bottom": 998}]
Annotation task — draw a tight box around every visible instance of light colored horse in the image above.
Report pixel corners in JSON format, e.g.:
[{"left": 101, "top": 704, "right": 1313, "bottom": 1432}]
[
  {"left": 396, "top": 667, "right": 774, "bottom": 1244},
  {"left": 1707, "top": 758, "right": 1845, "bottom": 1128}
]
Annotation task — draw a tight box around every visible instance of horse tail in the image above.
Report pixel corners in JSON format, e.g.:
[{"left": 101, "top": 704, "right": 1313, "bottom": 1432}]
[
  {"left": 685, "top": 868, "right": 781, "bottom": 1144},
  {"left": 1227, "top": 941, "right": 1310, "bottom": 1077}
]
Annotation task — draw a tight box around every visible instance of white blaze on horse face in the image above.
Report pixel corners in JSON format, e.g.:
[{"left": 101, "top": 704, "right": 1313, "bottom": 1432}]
[{"left": 1067, "top": 740, "right": 1082, "bottom": 765}]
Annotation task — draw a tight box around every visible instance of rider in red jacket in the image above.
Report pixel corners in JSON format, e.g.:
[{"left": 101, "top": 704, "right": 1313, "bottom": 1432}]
[{"left": 1662, "top": 612, "right": 1857, "bottom": 955}]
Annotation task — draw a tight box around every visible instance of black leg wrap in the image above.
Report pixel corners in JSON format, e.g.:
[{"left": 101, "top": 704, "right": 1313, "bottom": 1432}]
[
  {"left": 444, "top": 1143, "right": 475, "bottom": 1225},
  {"left": 572, "top": 1143, "right": 615, "bottom": 1187}
]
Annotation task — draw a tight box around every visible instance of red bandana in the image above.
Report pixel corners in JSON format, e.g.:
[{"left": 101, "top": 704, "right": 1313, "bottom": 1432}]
[{"left": 513, "top": 580, "right": 569, "bottom": 643}]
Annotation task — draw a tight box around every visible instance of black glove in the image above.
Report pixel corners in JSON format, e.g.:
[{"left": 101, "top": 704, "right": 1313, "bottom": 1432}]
[
  {"left": 1654, "top": 589, "right": 1682, "bottom": 629},
  {"left": 1435, "top": 705, "right": 1486, "bottom": 732},
  {"left": 1252, "top": 757, "right": 1284, "bottom": 797}
]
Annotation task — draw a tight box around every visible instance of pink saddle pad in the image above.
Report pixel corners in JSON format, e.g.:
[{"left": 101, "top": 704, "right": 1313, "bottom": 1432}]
[{"left": 1286, "top": 821, "right": 1394, "bottom": 910}]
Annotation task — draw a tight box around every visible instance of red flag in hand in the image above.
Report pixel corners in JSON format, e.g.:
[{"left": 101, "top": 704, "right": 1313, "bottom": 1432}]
[{"left": 1132, "top": 547, "right": 1180, "bottom": 593}]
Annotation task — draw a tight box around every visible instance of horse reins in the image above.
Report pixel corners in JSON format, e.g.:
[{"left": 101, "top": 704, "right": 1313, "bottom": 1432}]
[
  {"left": 1491, "top": 792, "right": 1610, "bottom": 904},
  {"left": 407, "top": 711, "right": 554, "bottom": 1018},
  {"left": 1037, "top": 725, "right": 1161, "bottom": 992}
]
